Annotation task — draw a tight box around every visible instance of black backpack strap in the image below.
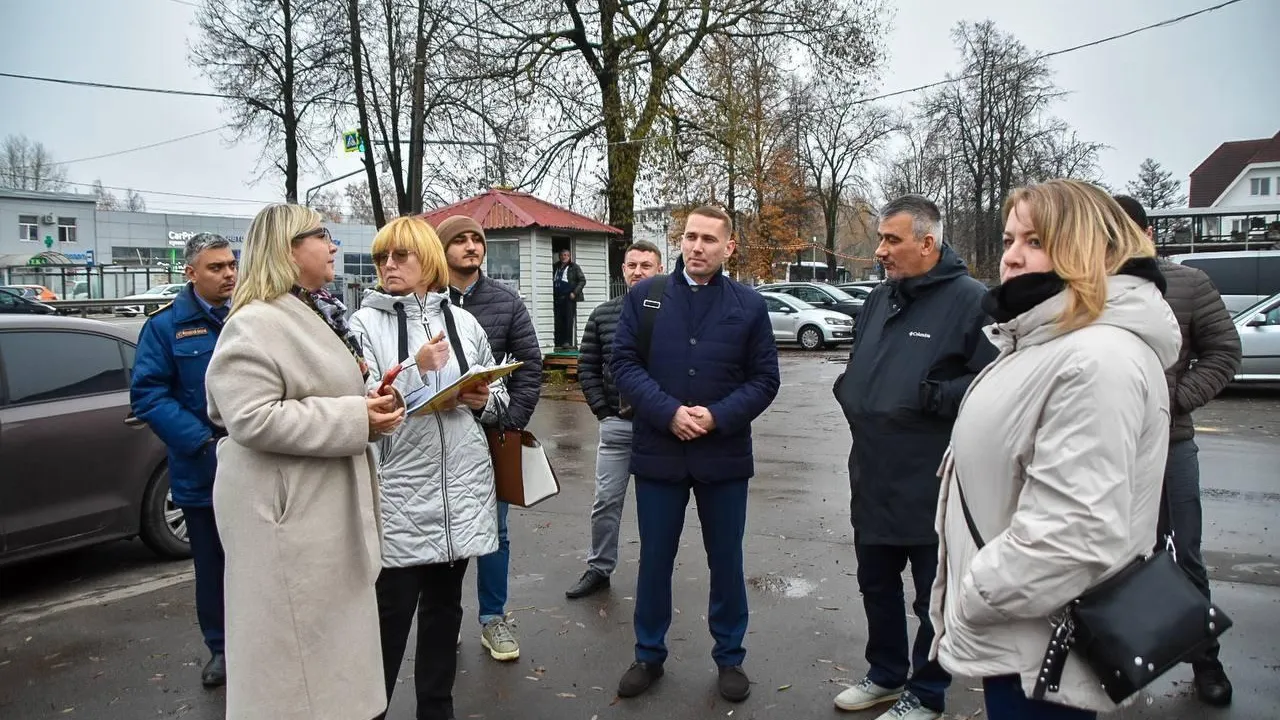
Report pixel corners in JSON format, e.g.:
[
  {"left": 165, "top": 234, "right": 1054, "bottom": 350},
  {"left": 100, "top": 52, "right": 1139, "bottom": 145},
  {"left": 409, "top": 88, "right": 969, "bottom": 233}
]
[
  {"left": 394, "top": 301, "right": 409, "bottom": 363},
  {"left": 439, "top": 298, "right": 470, "bottom": 375},
  {"left": 636, "top": 275, "right": 669, "bottom": 367}
]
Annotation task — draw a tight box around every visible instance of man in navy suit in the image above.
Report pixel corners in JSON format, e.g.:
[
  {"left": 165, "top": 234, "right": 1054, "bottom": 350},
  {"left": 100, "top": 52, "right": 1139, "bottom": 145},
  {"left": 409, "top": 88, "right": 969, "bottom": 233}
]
[{"left": 610, "top": 206, "right": 780, "bottom": 703}]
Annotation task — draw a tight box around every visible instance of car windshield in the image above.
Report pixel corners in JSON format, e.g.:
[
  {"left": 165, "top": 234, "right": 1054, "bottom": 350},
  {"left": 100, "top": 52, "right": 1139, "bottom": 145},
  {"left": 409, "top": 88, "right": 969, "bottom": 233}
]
[
  {"left": 143, "top": 285, "right": 177, "bottom": 295},
  {"left": 774, "top": 294, "right": 814, "bottom": 311},
  {"left": 1234, "top": 293, "right": 1280, "bottom": 319},
  {"left": 823, "top": 286, "right": 858, "bottom": 302}
]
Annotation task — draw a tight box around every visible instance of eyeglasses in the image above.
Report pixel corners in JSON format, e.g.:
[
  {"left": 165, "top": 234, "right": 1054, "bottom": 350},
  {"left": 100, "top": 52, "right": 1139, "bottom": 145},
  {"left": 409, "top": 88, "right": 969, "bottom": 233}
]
[
  {"left": 292, "top": 227, "right": 332, "bottom": 243},
  {"left": 373, "top": 249, "right": 411, "bottom": 267}
]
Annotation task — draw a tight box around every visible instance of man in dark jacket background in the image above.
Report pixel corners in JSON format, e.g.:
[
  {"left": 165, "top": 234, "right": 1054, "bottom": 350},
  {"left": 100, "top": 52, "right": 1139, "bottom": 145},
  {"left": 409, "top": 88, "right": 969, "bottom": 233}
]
[
  {"left": 552, "top": 248, "right": 587, "bottom": 349},
  {"left": 438, "top": 215, "right": 544, "bottom": 662},
  {"left": 565, "top": 240, "right": 663, "bottom": 600},
  {"left": 131, "top": 233, "right": 237, "bottom": 688},
  {"left": 1115, "top": 195, "right": 1241, "bottom": 707},
  {"left": 610, "top": 206, "right": 779, "bottom": 703},
  {"left": 832, "top": 195, "right": 995, "bottom": 720}
]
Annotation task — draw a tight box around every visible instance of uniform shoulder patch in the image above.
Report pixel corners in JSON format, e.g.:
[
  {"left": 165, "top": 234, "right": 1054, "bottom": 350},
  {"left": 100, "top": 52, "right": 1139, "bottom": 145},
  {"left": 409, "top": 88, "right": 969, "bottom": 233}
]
[{"left": 147, "top": 301, "right": 174, "bottom": 318}]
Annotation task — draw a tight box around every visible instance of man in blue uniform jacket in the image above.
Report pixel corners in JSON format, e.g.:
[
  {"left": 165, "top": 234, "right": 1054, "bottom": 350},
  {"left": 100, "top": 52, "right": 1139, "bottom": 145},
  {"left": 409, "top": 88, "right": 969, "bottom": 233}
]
[
  {"left": 610, "top": 206, "right": 780, "bottom": 703},
  {"left": 131, "top": 233, "right": 238, "bottom": 688}
]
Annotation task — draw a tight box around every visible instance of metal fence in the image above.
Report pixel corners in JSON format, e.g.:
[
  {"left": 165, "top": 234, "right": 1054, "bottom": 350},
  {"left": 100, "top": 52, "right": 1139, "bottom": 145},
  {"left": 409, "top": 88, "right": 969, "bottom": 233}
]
[{"left": 0, "top": 265, "right": 186, "bottom": 300}]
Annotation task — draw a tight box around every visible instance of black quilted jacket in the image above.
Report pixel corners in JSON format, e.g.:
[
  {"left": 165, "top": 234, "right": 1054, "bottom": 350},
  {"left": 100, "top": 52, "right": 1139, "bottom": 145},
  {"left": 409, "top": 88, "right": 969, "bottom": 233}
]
[
  {"left": 578, "top": 295, "right": 624, "bottom": 419},
  {"left": 449, "top": 274, "right": 544, "bottom": 428},
  {"left": 1159, "top": 259, "right": 1242, "bottom": 442}
]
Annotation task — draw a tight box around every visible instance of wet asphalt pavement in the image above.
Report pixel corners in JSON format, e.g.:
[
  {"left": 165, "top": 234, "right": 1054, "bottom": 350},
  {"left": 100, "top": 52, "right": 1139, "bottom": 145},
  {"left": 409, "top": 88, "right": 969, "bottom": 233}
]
[{"left": 1, "top": 351, "right": 1277, "bottom": 719}]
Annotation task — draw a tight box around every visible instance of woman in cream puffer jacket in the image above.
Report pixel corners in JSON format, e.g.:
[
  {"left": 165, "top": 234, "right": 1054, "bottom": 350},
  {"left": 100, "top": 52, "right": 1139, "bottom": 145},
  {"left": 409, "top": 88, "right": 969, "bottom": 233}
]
[
  {"left": 930, "top": 180, "right": 1181, "bottom": 720},
  {"left": 348, "top": 216, "right": 508, "bottom": 720}
]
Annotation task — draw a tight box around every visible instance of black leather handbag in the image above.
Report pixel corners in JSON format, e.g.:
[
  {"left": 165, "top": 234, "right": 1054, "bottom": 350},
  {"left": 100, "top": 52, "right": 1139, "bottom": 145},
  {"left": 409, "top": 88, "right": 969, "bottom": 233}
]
[{"left": 955, "top": 478, "right": 1232, "bottom": 704}]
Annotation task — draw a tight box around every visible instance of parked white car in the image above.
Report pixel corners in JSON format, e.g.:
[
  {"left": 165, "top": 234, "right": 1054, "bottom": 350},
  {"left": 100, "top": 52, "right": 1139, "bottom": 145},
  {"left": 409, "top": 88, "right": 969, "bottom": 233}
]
[
  {"left": 113, "top": 283, "right": 186, "bottom": 316},
  {"left": 1234, "top": 292, "right": 1280, "bottom": 382},
  {"left": 760, "top": 291, "right": 854, "bottom": 350}
]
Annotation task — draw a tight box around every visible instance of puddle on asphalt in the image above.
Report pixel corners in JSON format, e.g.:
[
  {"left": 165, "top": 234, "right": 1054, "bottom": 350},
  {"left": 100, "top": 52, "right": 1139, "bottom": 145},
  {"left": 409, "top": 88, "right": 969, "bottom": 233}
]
[{"left": 747, "top": 573, "right": 817, "bottom": 598}]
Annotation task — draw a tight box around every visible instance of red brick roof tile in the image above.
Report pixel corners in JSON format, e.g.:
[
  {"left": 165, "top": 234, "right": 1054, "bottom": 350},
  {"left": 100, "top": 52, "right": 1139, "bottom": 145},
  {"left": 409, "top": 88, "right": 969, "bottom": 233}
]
[{"left": 422, "top": 188, "right": 623, "bottom": 235}]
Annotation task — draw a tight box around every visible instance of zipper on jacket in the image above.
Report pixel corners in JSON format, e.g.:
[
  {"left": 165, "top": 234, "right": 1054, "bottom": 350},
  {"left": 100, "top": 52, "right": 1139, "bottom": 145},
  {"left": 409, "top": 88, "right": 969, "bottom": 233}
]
[{"left": 423, "top": 308, "right": 456, "bottom": 563}]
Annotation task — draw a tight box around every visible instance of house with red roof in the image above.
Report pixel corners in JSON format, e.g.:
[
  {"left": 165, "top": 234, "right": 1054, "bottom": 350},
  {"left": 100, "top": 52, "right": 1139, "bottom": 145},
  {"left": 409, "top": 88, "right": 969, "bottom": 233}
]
[
  {"left": 422, "top": 187, "right": 622, "bottom": 352},
  {"left": 1191, "top": 130, "right": 1280, "bottom": 209}
]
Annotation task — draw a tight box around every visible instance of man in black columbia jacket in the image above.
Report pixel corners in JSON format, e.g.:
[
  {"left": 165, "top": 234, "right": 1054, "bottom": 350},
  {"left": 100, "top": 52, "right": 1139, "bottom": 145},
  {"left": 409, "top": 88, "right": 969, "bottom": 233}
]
[
  {"left": 832, "top": 195, "right": 996, "bottom": 720},
  {"left": 437, "top": 215, "right": 543, "bottom": 662}
]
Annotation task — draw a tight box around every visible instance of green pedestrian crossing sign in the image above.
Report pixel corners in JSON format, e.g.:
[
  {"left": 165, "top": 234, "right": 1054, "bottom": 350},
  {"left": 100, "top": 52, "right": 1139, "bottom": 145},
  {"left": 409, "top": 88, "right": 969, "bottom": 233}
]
[{"left": 343, "top": 130, "right": 364, "bottom": 153}]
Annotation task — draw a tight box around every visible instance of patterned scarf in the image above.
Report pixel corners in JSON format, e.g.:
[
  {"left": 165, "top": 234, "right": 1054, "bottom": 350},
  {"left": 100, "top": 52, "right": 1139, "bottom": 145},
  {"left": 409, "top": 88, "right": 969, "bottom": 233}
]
[{"left": 291, "top": 285, "right": 369, "bottom": 379}]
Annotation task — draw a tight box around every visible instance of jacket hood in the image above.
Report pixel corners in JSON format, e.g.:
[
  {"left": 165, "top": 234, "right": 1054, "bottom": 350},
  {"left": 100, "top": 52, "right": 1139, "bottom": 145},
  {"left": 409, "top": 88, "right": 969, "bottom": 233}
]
[
  {"left": 360, "top": 287, "right": 451, "bottom": 317},
  {"left": 993, "top": 275, "right": 1181, "bottom": 370},
  {"left": 891, "top": 244, "right": 969, "bottom": 298}
]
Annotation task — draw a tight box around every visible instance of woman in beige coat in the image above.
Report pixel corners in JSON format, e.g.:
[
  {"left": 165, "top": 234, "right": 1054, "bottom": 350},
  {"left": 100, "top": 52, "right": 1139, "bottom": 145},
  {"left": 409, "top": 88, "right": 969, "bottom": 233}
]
[
  {"left": 929, "top": 180, "right": 1180, "bottom": 719},
  {"left": 206, "top": 203, "right": 405, "bottom": 720}
]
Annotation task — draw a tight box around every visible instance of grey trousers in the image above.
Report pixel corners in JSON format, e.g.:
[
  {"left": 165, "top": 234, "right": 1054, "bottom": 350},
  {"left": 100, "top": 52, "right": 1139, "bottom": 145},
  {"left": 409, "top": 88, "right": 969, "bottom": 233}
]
[{"left": 587, "top": 417, "right": 634, "bottom": 576}]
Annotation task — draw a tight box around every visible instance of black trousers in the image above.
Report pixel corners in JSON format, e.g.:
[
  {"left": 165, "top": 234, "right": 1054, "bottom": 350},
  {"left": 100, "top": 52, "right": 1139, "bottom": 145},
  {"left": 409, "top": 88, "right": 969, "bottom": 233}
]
[
  {"left": 374, "top": 560, "right": 469, "bottom": 720},
  {"left": 553, "top": 296, "right": 577, "bottom": 347}
]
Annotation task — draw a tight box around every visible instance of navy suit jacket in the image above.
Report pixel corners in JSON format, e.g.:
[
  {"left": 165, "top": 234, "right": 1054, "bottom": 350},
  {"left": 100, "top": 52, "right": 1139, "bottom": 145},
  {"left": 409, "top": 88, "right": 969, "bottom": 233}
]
[{"left": 610, "top": 265, "right": 780, "bottom": 482}]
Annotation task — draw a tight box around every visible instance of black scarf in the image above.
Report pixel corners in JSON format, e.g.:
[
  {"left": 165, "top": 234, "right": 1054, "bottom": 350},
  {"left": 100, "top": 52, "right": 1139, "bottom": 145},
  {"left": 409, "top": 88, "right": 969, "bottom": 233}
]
[
  {"left": 982, "top": 257, "right": 1167, "bottom": 324},
  {"left": 291, "top": 285, "right": 369, "bottom": 380}
]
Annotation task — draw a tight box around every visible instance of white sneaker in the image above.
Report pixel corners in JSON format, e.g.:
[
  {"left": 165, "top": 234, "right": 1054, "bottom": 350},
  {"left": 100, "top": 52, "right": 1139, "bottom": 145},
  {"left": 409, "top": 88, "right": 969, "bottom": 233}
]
[
  {"left": 875, "top": 692, "right": 940, "bottom": 720},
  {"left": 834, "top": 676, "right": 904, "bottom": 711}
]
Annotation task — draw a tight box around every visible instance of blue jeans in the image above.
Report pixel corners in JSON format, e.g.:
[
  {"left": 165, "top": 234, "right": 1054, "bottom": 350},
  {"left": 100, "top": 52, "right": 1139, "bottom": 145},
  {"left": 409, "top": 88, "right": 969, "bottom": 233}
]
[
  {"left": 1160, "top": 438, "right": 1219, "bottom": 662},
  {"left": 477, "top": 500, "right": 510, "bottom": 625},
  {"left": 181, "top": 506, "right": 225, "bottom": 654},
  {"left": 983, "top": 675, "right": 1096, "bottom": 720},
  {"left": 855, "top": 543, "right": 950, "bottom": 712},
  {"left": 633, "top": 477, "right": 748, "bottom": 668}
]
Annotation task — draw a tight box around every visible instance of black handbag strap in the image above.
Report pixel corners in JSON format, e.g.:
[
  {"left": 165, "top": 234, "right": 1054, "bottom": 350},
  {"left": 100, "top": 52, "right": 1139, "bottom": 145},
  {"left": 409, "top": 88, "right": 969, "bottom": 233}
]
[
  {"left": 439, "top": 298, "right": 469, "bottom": 374},
  {"left": 953, "top": 475, "right": 986, "bottom": 549},
  {"left": 953, "top": 470, "right": 1176, "bottom": 554}
]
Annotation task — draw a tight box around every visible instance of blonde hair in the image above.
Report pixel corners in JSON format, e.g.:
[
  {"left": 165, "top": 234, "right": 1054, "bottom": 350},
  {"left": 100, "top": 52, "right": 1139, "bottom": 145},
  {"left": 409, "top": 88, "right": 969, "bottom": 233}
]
[
  {"left": 1003, "top": 180, "right": 1157, "bottom": 331},
  {"left": 231, "top": 204, "right": 324, "bottom": 314},
  {"left": 372, "top": 216, "right": 450, "bottom": 292}
]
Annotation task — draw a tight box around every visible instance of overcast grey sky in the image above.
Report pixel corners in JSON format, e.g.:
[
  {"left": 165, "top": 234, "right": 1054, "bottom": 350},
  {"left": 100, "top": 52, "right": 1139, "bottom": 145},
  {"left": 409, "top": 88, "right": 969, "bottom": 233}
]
[{"left": 1, "top": 0, "right": 1276, "bottom": 217}]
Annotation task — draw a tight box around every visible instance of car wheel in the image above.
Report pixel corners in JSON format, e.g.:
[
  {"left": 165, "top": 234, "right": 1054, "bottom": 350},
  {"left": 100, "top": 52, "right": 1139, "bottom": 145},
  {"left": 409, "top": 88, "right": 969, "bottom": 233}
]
[
  {"left": 139, "top": 464, "right": 192, "bottom": 560},
  {"left": 798, "top": 325, "right": 824, "bottom": 351}
]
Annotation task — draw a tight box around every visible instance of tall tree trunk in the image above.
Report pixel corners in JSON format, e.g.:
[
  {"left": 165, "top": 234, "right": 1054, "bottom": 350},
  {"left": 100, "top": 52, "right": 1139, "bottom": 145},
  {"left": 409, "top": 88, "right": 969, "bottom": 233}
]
[
  {"left": 282, "top": 0, "right": 299, "bottom": 202},
  {"left": 406, "top": 0, "right": 429, "bottom": 214},
  {"left": 348, "top": 0, "right": 385, "bottom": 226}
]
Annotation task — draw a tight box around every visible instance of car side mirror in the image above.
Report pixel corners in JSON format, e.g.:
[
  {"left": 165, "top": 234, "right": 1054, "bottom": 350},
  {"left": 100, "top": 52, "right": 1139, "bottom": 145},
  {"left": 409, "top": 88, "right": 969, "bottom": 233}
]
[
  {"left": 1245, "top": 313, "right": 1268, "bottom": 327},
  {"left": 781, "top": 306, "right": 796, "bottom": 314}
]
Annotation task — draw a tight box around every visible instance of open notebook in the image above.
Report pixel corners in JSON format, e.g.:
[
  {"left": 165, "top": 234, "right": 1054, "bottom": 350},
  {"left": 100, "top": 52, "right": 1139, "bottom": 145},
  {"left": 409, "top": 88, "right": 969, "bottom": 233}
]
[{"left": 403, "top": 360, "right": 523, "bottom": 417}]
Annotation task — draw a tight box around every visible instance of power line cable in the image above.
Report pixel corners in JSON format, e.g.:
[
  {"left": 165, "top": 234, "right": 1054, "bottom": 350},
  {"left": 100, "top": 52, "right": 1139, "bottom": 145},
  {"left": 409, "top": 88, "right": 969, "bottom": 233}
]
[
  {"left": 51, "top": 126, "right": 229, "bottom": 166},
  {"left": 4, "top": 173, "right": 277, "bottom": 204}
]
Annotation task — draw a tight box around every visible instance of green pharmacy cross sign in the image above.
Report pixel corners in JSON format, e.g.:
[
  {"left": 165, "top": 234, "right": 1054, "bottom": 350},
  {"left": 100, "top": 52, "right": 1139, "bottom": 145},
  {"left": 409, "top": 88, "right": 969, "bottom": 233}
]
[{"left": 343, "top": 130, "right": 364, "bottom": 153}]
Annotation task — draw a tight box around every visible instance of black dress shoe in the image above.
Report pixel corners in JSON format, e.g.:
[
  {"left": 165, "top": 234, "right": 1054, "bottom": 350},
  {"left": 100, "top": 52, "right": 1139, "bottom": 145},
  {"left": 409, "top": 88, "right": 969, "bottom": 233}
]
[
  {"left": 617, "top": 661, "right": 663, "bottom": 698},
  {"left": 202, "top": 652, "right": 227, "bottom": 688},
  {"left": 718, "top": 665, "right": 750, "bottom": 702},
  {"left": 566, "top": 569, "right": 610, "bottom": 599},
  {"left": 1193, "top": 660, "right": 1232, "bottom": 707}
]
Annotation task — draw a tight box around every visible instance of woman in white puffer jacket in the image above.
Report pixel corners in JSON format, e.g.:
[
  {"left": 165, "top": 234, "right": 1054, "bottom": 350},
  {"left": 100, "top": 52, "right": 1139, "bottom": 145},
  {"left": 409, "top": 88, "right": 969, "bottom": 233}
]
[
  {"left": 348, "top": 215, "right": 508, "bottom": 720},
  {"left": 929, "top": 180, "right": 1180, "bottom": 720}
]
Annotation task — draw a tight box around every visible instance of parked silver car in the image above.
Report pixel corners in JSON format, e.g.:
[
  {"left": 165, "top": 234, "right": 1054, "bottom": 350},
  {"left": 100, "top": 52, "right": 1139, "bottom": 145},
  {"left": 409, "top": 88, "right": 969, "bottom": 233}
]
[
  {"left": 760, "top": 291, "right": 854, "bottom": 350},
  {"left": 1233, "top": 293, "right": 1280, "bottom": 382}
]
